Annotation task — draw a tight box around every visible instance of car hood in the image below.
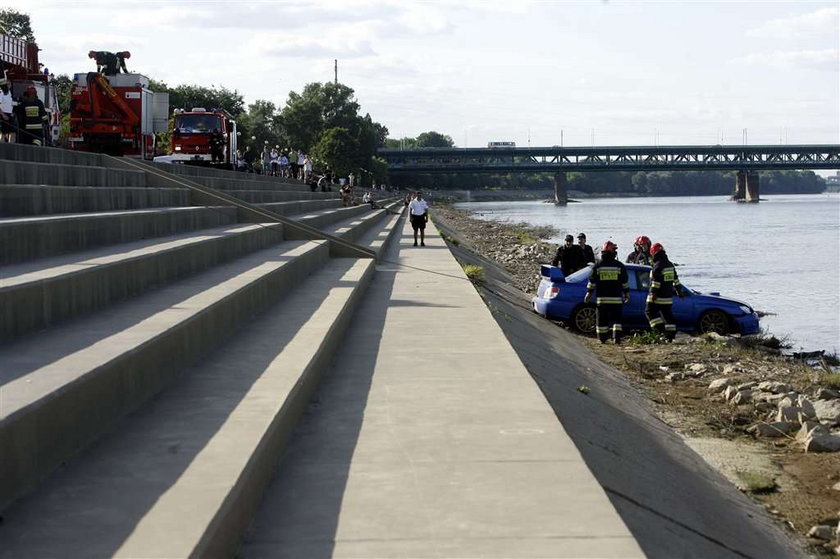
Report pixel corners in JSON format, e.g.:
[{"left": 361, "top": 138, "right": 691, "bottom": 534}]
[{"left": 690, "top": 291, "right": 752, "bottom": 310}]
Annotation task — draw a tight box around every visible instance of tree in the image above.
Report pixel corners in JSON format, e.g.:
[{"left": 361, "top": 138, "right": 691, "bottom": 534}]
[
  {"left": 415, "top": 131, "right": 454, "bottom": 148},
  {"left": 0, "top": 9, "right": 35, "bottom": 42},
  {"left": 150, "top": 80, "right": 245, "bottom": 116},
  {"left": 237, "top": 99, "right": 282, "bottom": 156},
  {"left": 279, "top": 82, "right": 362, "bottom": 152},
  {"left": 311, "top": 127, "right": 360, "bottom": 176}
]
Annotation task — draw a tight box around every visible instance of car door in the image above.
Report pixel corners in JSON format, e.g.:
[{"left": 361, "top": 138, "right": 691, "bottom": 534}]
[
  {"left": 625, "top": 269, "right": 649, "bottom": 328},
  {"left": 671, "top": 283, "right": 695, "bottom": 329}
]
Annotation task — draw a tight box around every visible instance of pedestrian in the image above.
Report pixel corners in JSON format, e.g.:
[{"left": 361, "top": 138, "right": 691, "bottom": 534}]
[
  {"left": 269, "top": 147, "right": 279, "bottom": 176},
  {"left": 584, "top": 241, "right": 630, "bottom": 344},
  {"left": 0, "top": 80, "right": 16, "bottom": 143},
  {"left": 209, "top": 128, "right": 224, "bottom": 163},
  {"left": 303, "top": 155, "right": 313, "bottom": 182},
  {"left": 645, "top": 242, "right": 684, "bottom": 341},
  {"left": 15, "top": 86, "right": 48, "bottom": 146},
  {"left": 577, "top": 233, "right": 595, "bottom": 265},
  {"left": 279, "top": 152, "right": 289, "bottom": 178},
  {"left": 261, "top": 143, "right": 271, "bottom": 175},
  {"left": 551, "top": 234, "right": 583, "bottom": 277},
  {"left": 626, "top": 235, "right": 652, "bottom": 266},
  {"left": 296, "top": 150, "right": 306, "bottom": 179},
  {"left": 408, "top": 191, "right": 429, "bottom": 246}
]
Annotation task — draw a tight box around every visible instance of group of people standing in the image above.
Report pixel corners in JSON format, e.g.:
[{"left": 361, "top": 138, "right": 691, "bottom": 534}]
[
  {"left": 260, "top": 145, "right": 311, "bottom": 180},
  {"left": 0, "top": 81, "right": 49, "bottom": 146},
  {"left": 554, "top": 233, "right": 683, "bottom": 345}
]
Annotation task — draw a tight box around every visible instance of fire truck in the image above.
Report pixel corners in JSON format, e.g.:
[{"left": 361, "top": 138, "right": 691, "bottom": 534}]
[
  {"left": 68, "top": 65, "right": 169, "bottom": 158},
  {"left": 0, "top": 33, "right": 60, "bottom": 144},
  {"left": 168, "top": 108, "right": 238, "bottom": 168}
]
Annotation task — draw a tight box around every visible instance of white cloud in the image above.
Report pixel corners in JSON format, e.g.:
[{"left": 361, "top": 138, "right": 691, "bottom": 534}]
[
  {"left": 730, "top": 49, "right": 839, "bottom": 70},
  {"left": 746, "top": 7, "right": 839, "bottom": 39}
]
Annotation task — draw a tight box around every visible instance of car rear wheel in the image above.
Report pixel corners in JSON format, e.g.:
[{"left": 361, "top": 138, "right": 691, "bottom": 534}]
[
  {"left": 699, "top": 309, "right": 730, "bottom": 335},
  {"left": 571, "top": 304, "right": 597, "bottom": 334}
]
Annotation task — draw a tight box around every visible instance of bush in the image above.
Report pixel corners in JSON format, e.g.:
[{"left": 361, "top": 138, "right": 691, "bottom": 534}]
[{"left": 462, "top": 264, "right": 484, "bottom": 285}]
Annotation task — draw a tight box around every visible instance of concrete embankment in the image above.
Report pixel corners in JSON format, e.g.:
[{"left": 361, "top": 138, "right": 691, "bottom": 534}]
[{"left": 433, "top": 213, "right": 807, "bottom": 559}]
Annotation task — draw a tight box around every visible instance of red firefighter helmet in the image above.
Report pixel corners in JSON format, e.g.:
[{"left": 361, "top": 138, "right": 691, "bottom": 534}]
[
  {"left": 602, "top": 241, "right": 617, "bottom": 253},
  {"left": 635, "top": 235, "right": 651, "bottom": 246},
  {"left": 650, "top": 242, "right": 664, "bottom": 257},
  {"left": 25, "top": 85, "right": 37, "bottom": 94}
]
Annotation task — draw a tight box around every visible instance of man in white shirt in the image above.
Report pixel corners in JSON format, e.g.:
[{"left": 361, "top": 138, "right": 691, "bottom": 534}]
[
  {"left": 0, "top": 81, "right": 16, "bottom": 143},
  {"left": 408, "top": 191, "right": 429, "bottom": 246}
]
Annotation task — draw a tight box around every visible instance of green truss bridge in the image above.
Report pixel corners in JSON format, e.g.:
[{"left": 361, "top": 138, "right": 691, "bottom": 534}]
[{"left": 379, "top": 144, "right": 840, "bottom": 204}]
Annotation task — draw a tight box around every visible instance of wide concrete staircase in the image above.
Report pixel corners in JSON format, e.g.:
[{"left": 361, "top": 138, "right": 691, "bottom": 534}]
[{"left": 0, "top": 143, "right": 403, "bottom": 557}]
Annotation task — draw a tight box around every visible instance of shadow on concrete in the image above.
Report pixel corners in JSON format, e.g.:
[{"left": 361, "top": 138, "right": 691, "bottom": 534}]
[
  {"left": 432, "top": 214, "right": 806, "bottom": 559},
  {"left": 239, "top": 228, "right": 403, "bottom": 558},
  {"left": 387, "top": 298, "right": 460, "bottom": 308},
  {"left": 0, "top": 257, "right": 354, "bottom": 557}
]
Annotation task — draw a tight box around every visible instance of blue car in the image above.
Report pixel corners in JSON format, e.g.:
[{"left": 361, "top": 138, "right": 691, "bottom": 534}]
[{"left": 532, "top": 264, "right": 760, "bottom": 336}]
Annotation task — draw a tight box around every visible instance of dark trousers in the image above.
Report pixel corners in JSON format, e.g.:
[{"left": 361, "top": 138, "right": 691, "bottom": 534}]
[
  {"left": 596, "top": 304, "right": 623, "bottom": 343},
  {"left": 646, "top": 302, "right": 676, "bottom": 340}
]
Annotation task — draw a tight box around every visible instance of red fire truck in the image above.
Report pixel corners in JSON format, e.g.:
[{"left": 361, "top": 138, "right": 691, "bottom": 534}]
[
  {"left": 68, "top": 68, "right": 169, "bottom": 158},
  {"left": 0, "top": 33, "right": 60, "bottom": 144},
  {"left": 168, "top": 108, "right": 238, "bottom": 168}
]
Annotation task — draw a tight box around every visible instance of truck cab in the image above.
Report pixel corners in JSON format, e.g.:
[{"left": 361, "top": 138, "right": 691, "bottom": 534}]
[{"left": 170, "top": 108, "right": 237, "bottom": 168}]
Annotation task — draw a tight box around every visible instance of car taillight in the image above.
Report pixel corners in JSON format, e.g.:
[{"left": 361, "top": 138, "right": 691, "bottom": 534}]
[{"left": 547, "top": 286, "right": 560, "bottom": 299}]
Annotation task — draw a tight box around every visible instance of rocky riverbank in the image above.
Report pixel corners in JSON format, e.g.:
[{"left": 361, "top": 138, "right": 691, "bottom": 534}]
[{"left": 432, "top": 205, "right": 840, "bottom": 557}]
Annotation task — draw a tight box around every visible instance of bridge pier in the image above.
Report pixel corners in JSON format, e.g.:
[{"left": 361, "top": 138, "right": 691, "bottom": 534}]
[
  {"left": 554, "top": 172, "right": 567, "bottom": 206},
  {"left": 732, "top": 171, "right": 746, "bottom": 201},
  {"left": 746, "top": 171, "right": 760, "bottom": 202}
]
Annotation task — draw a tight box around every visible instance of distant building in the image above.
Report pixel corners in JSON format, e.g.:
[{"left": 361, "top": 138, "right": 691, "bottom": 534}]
[{"left": 826, "top": 171, "right": 840, "bottom": 186}]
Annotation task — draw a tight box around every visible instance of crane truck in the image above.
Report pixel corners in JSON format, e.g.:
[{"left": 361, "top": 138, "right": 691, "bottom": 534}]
[
  {"left": 68, "top": 56, "right": 169, "bottom": 158},
  {"left": 0, "top": 33, "right": 60, "bottom": 144}
]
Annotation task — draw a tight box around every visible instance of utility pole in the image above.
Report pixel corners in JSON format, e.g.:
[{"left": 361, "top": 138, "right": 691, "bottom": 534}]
[{"left": 334, "top": 59, "right": 338, "bottom": 85}]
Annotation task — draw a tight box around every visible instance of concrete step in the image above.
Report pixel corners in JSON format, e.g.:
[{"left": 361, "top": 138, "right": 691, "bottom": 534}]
[
  {"left": 0, "top": 160, "right": 147, "bottom": 188},
  {"left": 0, "top": 184, "right": 192, "bottom": 216},
  {"left": 0, "top": 222, "right": 285, "bottom": 341},
  {"left": 228, "top": 190, "right": 334, "bottom": 202},
  {"left": 0, "top": 142, "right": 109, "bottom": 166},
  {"left": 154, "top": 162, "right": 305, "bottom": 186},
  {"left": 0, "top": 206, "right": 238, "bottom": 264},
  {"left": 321, "top": 200, "right": 404, "bottom": 245},
  {"left": 256, "top": 198, "right": 342, "bottom": 217},
  {"left": 190, "top": 176, "right": 311, "bottom": 192},
  {"left": 293, "top": 203, "right": 375, "bottom": 231},
  {"left": 0, "top": 257, "right": 374, "bottom": 558},
  {"left": 0, "top": 239, "right": 331, "bottom": 512}
]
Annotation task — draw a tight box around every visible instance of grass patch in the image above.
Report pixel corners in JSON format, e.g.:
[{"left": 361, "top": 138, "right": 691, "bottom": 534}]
[
  {"left": 813, "top": 370, "right": 840, "bottom": 389},
  {"left": 628, "top": 331, "right": 666, "bottom": 345},
  {"left": 462, "top": 264, "right": 485, "bottom": 285},
  {"left": 739, "top": 329, "right": 791, "bottom": 350},
  {"left": 439, "top": 231, "right": 461, "bottom": 246},
  {"left": 513, "top": 229, "right": 537, "bottom": 245},
  {"left": 735, "top": 470, "right": 778, "bottom": 494}
]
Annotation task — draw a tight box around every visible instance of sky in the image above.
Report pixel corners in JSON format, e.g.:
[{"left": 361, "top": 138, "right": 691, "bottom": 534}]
[{"left": 8, "top": 0, "right": 840, "bottom": 156}]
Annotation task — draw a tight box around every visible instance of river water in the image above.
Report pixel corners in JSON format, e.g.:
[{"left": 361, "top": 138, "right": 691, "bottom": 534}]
[{"left": 454, "top": 194, "right": 840, "bottom": 354}]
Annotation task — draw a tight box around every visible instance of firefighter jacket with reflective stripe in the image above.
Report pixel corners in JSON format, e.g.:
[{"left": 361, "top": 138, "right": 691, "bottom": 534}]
[
  {"left": 586, "top": 255, "right": 629, "bottom": 305},
  {"left": 647, "top": 252, "right": 681, "bottom": 304},
  {"left": 626, "top": 249, "right": 651, "bottom": 266},
  {"left": 16, "top": 98, "right": 47, "bottom": 131}
]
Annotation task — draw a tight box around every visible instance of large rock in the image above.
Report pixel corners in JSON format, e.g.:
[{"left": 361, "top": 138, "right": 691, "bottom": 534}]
[
  {"left": 757, "top": 381, "right": 792, "bottom": 394},
  {"left": 805, "top": 432, "right": 840, "bottom": 453},
  {"left": 797, "top": 395, "right": 817, "bottom": 419},
  {"left": 815, "top": 387, "right": 840, "bottom": 400},
  {"left": 776, "top": 406, "right": 802, "bottom": 423},
  {"left": 723, "top": 385, "right": 739, "bottom": 402},
  {"left": 708, "top": 378, "right": 732, "bottom": 392},
  {"left": 731, "top": 389, "right": 754, "bottom": 406},
  {"left": 807, "top": 524, "right": 835, "bottom": 540},
  {"left": 795, "top": 421, "right": 823, "bottom": 442},
  {"left": 813, "top": 399, "right": 840, "bottom": 426},
  {"left": 748, "top": 422, "right": 797, "bottom": 438}
]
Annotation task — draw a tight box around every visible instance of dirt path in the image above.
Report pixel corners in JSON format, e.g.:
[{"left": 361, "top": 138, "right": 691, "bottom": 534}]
[{"left": 432, "top": 204, "right": 840, "bottom": 558}]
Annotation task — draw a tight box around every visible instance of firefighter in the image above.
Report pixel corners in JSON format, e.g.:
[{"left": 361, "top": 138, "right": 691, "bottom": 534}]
[
  {"left": 209, "top": 128, "right": 225, "bottom": 163},
  {"left": 626, "top": 235, "right": 652, "bottom": 265},
  {"left": 551, "top": 234, "right": 583, "bottom": 277},
  {"left": 88, "top": 51, "right": 130, "bottom": 75},
  {"left": 15, "top": 86, "right": 48, "bottom": 146},
  {"left": 584, "top": 241, "right": 630, "bottom": 344},
  {"left": 646, "top": 242, "right": 684, "bottom": 341}
]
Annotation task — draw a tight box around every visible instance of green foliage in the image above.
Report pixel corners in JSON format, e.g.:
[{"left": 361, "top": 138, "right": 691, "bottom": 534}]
[
  {"left": 0, "top": 9, "right": 35, "bottom": 42},
  {"left": 53, "top": 74, "right": 72, "bottom": 115},
  {"left": 513, "top": 229, "right": 536, "bottom": 245},
  {"left": 151, "top": 80, "right": 245, "bottom": 116},
  {"left": 415, "top": 131, "right": 454, "bottom": 148},
  {"left": 368, "top": 156, "right": 389, "bottom": 185},
  {"left": 577, "top": 385, "right": 591, "bottom": 394},
  {"left": 462, "top": 264, "right": 484, "bottom": 284},
  {"left": 735, "top": 470, "right": 777, "bottom": 494},
  {"left": 311, "top": 127, "right": 359, "bottom": 176},
  {"left": 628, "top": 331, "right": 667, "bottom": 345}
]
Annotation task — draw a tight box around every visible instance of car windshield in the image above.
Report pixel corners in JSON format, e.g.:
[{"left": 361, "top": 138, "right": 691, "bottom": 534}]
[{"left": 175, "top": 114, "right": 221, "bottom": 134}]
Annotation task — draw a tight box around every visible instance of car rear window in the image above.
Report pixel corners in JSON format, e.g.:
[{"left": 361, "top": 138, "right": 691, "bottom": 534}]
[{"left": 565, "top": 265, "right": 592, "bottom": 283}]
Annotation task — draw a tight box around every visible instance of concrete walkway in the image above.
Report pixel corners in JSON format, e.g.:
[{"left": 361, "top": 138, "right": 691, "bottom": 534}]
[{"left": 242, "top": 217, "right": 644, "bottom": 558}]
